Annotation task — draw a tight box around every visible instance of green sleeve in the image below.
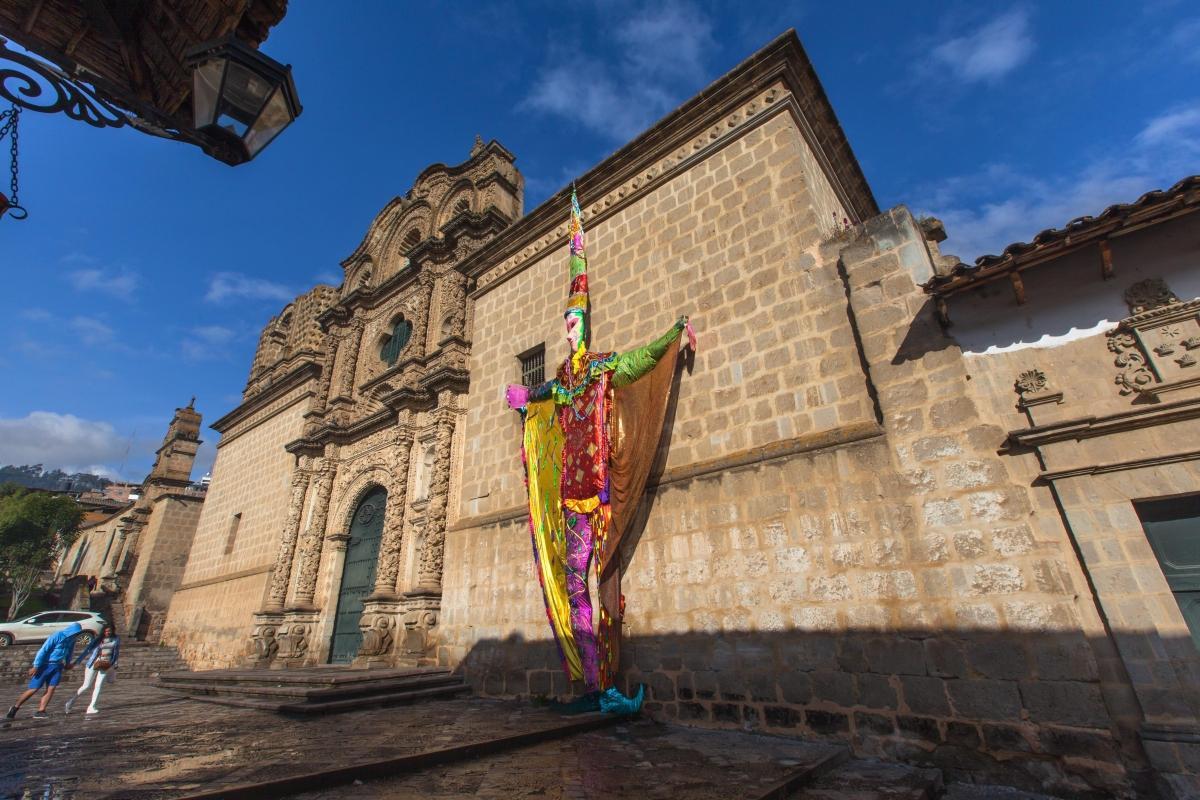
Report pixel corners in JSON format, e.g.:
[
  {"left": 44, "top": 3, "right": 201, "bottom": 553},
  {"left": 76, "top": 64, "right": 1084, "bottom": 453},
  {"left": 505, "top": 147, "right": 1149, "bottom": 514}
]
[{"left": 611, "top": 318, "right": 685, "bottom": 388}]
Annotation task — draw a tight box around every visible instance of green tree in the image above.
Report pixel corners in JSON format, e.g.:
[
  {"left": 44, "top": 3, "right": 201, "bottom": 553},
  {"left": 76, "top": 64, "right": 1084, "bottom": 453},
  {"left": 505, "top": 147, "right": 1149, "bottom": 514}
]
[{"left": 0, "top": 484, "right": 83, "bottom": 619}]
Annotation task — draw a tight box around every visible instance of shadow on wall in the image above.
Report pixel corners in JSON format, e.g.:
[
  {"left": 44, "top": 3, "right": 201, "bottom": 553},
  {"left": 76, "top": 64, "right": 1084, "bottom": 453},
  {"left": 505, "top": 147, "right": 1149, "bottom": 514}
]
[{"left": 451, "top": 625, "right": 1178, "bottom": 800}]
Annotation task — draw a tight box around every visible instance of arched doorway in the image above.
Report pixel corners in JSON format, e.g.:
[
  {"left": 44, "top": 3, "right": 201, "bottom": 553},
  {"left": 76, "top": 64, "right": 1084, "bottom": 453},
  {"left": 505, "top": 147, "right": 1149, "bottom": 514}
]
[{"left": 329, "top": 486, "right": 386, "bottom": 663}]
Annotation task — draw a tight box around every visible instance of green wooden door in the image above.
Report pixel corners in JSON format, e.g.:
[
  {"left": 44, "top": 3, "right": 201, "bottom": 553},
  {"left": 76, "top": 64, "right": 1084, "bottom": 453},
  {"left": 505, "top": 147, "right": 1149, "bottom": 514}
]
[
  {"left": 1137, "top": 495, "right": 1200, "bottom": 652},
  {"left": 329, "top": 487, "right": 387, "bottom": 664}
]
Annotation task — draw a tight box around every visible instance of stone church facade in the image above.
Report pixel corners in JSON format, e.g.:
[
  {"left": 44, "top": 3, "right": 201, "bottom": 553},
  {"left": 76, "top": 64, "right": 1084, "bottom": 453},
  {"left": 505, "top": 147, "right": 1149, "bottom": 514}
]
[{"left": 160, "top": 32, "right": 1200, "bottom": 799}]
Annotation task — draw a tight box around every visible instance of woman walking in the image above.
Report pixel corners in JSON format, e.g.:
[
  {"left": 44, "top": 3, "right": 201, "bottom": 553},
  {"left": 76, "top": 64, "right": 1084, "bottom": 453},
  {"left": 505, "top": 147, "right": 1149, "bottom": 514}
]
[{"left": 65, "top": 624, "right": 119, "bottom": 717}]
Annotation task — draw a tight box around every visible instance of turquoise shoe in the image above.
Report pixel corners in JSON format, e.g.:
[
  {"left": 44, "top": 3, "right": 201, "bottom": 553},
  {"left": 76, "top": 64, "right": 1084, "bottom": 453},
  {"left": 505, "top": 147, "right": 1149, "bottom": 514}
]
[
  {"left": 599, "top": 684, "right": 644, "bottom": 715},
  {"left": 555, "top": 690, "right": 601, "bottom": 715}
]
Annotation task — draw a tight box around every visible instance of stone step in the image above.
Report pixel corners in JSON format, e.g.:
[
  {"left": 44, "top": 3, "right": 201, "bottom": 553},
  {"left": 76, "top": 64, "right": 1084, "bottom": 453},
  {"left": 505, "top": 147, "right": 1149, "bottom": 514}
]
[
  {"left": 157, "top": 666, "right": 451, "bottom": 688},
  {"left": 156, "top": 672, "right": 464, "bottom": 701},
  {"left": 790, "top": 758, "right": 943, "bottom": 800},
  {"left": 156, "top": 680, "right": 471, "bottom": 715}
]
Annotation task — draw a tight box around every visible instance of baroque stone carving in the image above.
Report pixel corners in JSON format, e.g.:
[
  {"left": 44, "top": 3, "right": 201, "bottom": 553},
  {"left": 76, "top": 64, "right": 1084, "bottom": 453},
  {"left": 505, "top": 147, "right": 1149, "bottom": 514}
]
[
  {"left": 250, "top": 623, "right": 279, "bottom": 664},
  {"left": 1124, "top": 278, "right": 1180, "bottom": 315},
  {"left": 373, "top": 430, "right": 414, "bottom": 595},
  {"left": 266, "top": 462, "right": 312, "bottom": 609},
  {"left": 358, "top": 614, "right": 395, "bottom": 657},
  {"left": 293, "top": 460, "right": 336, "bottom": 607},
  {"left": 438, "top": 271, "right": 468, "bottom": 341},
  {"left": 275, "top": 622, "right": 310, "bottom": 660},
  {"left": 337, "top": 321, "right": 366, "bottom": 398},
  {"left": 416, "top": 411, "right": 455, "bottom": 590},
  {"left": 1107, "top": 330, "right": 1155, "bottom": 395}
]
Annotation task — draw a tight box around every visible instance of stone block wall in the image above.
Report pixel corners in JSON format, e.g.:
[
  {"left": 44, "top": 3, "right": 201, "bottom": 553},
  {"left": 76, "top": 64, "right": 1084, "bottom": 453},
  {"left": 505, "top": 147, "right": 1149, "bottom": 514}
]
[
  {"left": 161, "top": 382, "right": 313, "bottom": 668},
  {"left": 121, "top": 495, "right": 203, "bottom": 639},
  {"left": 441, "top": 200, "right": 1149, "bottom": 797}
]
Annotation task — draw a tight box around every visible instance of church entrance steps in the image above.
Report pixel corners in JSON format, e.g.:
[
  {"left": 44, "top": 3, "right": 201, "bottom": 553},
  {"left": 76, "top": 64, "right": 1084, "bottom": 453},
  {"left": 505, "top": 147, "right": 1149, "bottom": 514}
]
[
  {"left": 154, "top": 666, "right": 470, "bottom": 713},
  {"left": 0, "top": 640, "right": 184, "bottom": 682}
]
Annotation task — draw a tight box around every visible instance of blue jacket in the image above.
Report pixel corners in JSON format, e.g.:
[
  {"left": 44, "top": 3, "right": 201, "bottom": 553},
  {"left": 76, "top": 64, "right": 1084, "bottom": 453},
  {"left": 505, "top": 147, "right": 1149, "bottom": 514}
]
[
  {"left": 74, "top": 633, "right": 120, "bottom": 669},
  {"left": 32, "top": 622, "right": 82, "bottom": 669}
]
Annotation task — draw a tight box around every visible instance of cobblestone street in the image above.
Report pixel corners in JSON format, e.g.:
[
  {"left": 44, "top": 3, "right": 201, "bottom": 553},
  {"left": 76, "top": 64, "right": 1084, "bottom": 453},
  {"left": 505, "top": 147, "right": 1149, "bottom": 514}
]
[{"left": 0, "top": 675, "right": 840, "bottom": 799}]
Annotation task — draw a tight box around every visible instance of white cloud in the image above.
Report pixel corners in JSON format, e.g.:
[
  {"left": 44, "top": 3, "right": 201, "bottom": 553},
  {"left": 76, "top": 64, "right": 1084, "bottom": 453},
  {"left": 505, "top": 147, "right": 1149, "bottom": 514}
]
[
  {"left": 182, "top": 324, "right": 239, "bottom": 361},
  {"left": 205, "top": 271, "right": 294, "bottom": 304},
  {"left": 919, "top": 101, "right": 1200, "bottom": 262},
  {"left": 69, "top": 316, "right": 116, "bottom": 346},
  {"left": 1136, "top": 105, "right": 1200, "bottom": 150},
  {"left": 67, "top": 267, "right": 139, "bottom": 301},
  {"left": 0, "top": 412, "right": 130, "bottom": 477},
  {"left": 313, "top": 271, "right": 342, "bottom": 287},
  {"left": 19, "top": 308, "right": 52, "bottom": 322},
  {"left": 523, "top": 2, "right": 716, "bottom": 141},
  {"left": 931, "top": 9, "right": 1034, "bottom": 83}
]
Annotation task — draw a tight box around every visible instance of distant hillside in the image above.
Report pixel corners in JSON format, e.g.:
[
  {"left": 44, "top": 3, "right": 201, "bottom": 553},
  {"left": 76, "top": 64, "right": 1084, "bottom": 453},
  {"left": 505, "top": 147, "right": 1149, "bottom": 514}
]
[{"left": 0, "top": 464, "right": 111, "bottom": 492}]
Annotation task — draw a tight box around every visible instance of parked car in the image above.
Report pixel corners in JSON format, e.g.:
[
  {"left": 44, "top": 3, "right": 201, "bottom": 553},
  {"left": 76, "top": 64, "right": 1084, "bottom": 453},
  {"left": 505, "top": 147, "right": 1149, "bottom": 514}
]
[{"left": 0, "top": 610, "right": 106, "bottom": 647}]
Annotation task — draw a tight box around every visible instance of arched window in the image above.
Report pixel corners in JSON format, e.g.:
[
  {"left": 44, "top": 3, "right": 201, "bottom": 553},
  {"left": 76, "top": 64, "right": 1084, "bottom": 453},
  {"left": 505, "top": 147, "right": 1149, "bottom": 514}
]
[
  {"left": 403, "top": 228, "right": 422, "bottom": 252},
  {"left": 380, "top": 317, "right": 413, "bottom": 366}
]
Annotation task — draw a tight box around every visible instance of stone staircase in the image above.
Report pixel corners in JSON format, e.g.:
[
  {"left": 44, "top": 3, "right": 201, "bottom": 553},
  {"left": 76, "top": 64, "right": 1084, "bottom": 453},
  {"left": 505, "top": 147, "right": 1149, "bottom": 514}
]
[
  {"left": 0, "top": 640, "right": 185, "bottom": 682},
  {"left": 154, "top": 666, "right": 470, "bottom": 714}
]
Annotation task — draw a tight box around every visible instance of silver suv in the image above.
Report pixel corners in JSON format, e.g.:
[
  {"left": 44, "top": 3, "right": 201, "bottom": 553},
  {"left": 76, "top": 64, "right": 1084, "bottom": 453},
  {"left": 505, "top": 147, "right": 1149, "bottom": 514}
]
[{"left": 0, "top": 610, "right": 106, "bottom": 648}]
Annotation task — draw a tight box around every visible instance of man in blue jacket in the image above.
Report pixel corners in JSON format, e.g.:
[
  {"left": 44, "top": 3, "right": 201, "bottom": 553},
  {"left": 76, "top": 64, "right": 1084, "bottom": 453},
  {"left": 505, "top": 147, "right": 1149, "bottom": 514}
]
[{"left": 4, "top": 622, "right": 83, "bottom": 720}]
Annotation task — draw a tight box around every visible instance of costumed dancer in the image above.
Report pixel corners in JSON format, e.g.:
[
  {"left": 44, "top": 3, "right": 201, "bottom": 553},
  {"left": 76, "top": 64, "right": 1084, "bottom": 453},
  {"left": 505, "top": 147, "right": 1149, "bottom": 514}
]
[{"left": 506, "top": 189, "right": 695, "bottom": 714}]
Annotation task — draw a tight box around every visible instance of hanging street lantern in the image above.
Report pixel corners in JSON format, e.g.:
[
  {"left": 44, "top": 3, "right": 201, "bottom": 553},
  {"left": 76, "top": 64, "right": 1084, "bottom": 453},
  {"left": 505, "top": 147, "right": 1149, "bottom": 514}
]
[{"left": 185, "top": 37, "right": 302, "bottom": 166}]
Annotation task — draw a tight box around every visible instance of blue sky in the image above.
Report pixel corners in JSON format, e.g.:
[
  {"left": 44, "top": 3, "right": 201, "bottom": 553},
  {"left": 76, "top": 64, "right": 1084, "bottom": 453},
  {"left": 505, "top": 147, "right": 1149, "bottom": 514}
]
[{"left": 1, "top": 2, "right": 1197, "bottom": 481}]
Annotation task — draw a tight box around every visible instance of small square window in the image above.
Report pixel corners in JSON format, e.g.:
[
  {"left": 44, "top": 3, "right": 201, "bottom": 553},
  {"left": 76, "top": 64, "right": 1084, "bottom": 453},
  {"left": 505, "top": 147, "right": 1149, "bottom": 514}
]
[{"left": 519, "top": 345, "right": 545, "bottom": 387}]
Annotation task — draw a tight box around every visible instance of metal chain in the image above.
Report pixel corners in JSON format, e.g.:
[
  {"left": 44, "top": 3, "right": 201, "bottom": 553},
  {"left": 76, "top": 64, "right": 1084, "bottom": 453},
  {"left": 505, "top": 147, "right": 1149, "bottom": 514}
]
[{"left": 0, "top": 104, "right": 24, "bottom": 219}]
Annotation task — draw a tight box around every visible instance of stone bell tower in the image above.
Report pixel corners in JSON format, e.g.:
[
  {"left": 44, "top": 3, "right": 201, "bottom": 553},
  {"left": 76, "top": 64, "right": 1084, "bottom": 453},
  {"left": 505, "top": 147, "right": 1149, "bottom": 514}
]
[{"left": 144, "top": 398, "right": 202, "bottom": 498}]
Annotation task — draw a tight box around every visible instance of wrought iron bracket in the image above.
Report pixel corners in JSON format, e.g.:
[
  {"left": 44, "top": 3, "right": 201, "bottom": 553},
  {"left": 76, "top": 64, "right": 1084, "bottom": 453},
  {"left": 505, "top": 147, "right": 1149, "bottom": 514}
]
[{"left": 0, "top": 36, "right": 247, "bottom": 165}]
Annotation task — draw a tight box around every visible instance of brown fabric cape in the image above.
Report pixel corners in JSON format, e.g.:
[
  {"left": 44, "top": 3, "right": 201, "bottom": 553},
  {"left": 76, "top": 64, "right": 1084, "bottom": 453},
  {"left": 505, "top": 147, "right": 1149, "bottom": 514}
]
[{"left": 598, "top": 330, "right": 682, "bottom": 675}]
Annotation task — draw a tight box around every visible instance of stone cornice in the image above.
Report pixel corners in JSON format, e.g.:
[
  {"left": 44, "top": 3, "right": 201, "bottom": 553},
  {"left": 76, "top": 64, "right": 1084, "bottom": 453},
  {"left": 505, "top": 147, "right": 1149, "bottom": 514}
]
[
  {"left": 1005, "top": 395, "right": 1200, "bottom": 450},
  {"left": 449, "top": 421, "right": 885, "bottom": 532},
  {"left": 285, "top": 408, "right": 396, "bottom": 453},
  {"left": 461, "top": 30, "right": 876, "bottom": 296},
  {"left": 213, "top": 362, "right": 321, "bottom": 435},
  {"left": 1039, "top": 449, "right": 1200, "bottom": 482}
]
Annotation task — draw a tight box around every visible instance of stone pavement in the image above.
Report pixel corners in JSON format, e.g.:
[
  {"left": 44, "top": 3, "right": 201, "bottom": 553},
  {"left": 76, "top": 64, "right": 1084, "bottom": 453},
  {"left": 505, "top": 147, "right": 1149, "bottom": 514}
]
[
  {"left": 0, "top": 674, "right": 1064, "bottom": 800},
  {"left": 291, "top": 720, "right": 843, "bottom": 800},
  {"left": 0, "top": 675, "right": 614, "bottom": 799},
  {"left": 0, "top": 674, "right": 840, "bottom": 800}
]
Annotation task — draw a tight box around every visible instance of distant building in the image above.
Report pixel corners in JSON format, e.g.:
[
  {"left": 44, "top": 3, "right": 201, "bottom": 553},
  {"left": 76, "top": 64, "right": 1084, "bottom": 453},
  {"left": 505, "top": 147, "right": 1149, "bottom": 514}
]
[{"left": 58, "top": 400, "right": 206, "bottom": 642}]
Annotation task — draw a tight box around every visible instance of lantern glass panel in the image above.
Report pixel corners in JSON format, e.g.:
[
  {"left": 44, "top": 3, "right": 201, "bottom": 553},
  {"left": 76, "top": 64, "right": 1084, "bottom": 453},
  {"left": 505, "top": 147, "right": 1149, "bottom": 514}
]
[
  {"left": 244, "top": 86, "right": 292, "bottom": 158},
  {"left": 214, "top": 60, "right": 272, "bottom": 136},
  {"left": 192, "top": 58, "right": 225, "bottom": 129}
]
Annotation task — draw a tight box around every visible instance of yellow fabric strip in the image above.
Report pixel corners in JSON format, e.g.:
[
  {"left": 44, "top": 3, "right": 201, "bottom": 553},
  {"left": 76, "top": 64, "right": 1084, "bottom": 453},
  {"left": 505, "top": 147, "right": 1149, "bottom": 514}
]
[
  {"left": 523, "top": 399, "right": 582, "bottom": 681},
  {"left": 563, "top": 496, "right": 601, "bottom": 514}
]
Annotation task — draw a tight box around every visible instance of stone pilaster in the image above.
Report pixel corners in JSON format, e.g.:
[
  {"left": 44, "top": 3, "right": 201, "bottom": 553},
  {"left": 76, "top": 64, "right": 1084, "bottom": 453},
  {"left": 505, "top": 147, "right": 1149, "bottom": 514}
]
[
  {"left": 265, "top": 459, "right": 312, "bottom": 611},
  {"left": 336, "top": 320, "right": 365, "bottom": 399},
  {"left": 291, "top": 458, "right": 336, "bottom": 609},
  {"left": 370, "top": 428, "right": 414, "bottom": 599},
  {"left": 415, "top": 407, "right": 455, "bottom": 591}
]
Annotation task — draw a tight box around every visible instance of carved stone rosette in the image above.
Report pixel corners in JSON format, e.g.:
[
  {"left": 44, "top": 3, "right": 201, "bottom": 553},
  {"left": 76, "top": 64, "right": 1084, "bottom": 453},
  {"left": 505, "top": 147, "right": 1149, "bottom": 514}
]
[
  {"left": 292, "top": 459, "right": 336, "bottom": 608},
  {"left": 247, "top": 611, "right": 284, "bottom": 668},
  {"left": 416, "top": 410, "right": 455, "bottom": 591},
  {"left": 372, "top": 429, "right": 414, "bottom": 597},
  {"left": 266, "top": 462, "right": 312, "bottom": 610}
]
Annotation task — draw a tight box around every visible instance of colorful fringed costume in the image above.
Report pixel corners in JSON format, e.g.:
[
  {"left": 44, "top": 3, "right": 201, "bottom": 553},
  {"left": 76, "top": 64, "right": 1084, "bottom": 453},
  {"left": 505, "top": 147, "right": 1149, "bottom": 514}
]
[{"left": 508, "top": 191, "right": 690, "bottom": 709}]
